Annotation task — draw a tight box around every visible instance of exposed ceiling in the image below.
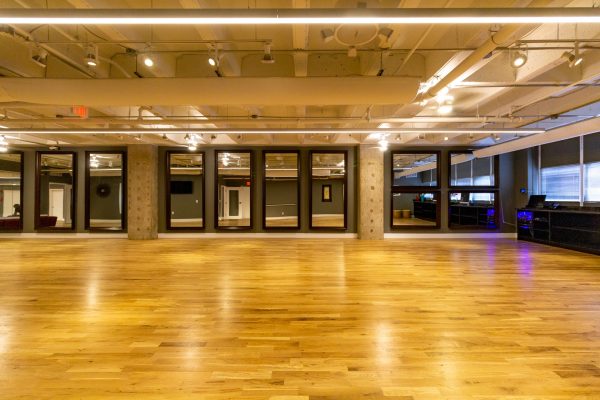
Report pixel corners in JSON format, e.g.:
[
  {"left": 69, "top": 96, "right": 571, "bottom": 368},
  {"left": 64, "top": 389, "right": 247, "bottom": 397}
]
[{"left": 1, "top": 0, "right": 600, "bottom": 150}]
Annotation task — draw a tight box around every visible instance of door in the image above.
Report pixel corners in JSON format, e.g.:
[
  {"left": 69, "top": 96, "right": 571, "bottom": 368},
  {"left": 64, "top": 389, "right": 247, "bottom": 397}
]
[
  {"left": 224, "top": 186, "right": 250, "bottom": 220},
  {"left": 49, "top": 189, "right": 64, "bottom": 222}
]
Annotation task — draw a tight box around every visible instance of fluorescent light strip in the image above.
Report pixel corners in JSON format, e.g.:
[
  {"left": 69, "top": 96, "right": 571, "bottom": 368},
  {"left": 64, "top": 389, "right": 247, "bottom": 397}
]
[
  {"left": 2, "top": 128, "right": 544, "bottom": 135},
  {"left": 0, "top": 8, "right": 599, "bottom": 25}
]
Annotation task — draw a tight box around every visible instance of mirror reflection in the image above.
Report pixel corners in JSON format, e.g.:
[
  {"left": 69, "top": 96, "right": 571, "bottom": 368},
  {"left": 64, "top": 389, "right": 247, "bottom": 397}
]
[
  {"left": 449, "top": 191, "right": 497, "bottom": 229},
  {"left": 264, "top": 152, "right": 299, "bottom": 228},
  {"left": 450, "top": 153, "right": 495, "bottom": 186},
  {"left": 37, "top": 153, "right": 75, "bottom": 229},
  {"left": 168, "top": 153, "right": 204, "bottom": 229},
  {"left": 393, "top": 153, "right": 438, "bottom": 187},
  {"left": 392, "top": 192, "right": 438, "bottom": 227},
  {"left": 0, "top": 153, "right": 22, "bottom": 230},
  {"left": 311, "top": 152, "right": 346, "bottom": 228},
  {"left": 217, "top": 151, "right": 252, "bottom": 228},
  {"left": 88, "top": 153, "right": 124, "bottom": 231}
]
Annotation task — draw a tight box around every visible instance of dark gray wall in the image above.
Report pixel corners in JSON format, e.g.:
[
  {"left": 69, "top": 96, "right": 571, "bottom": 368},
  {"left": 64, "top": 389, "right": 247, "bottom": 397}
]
[
  {"left": 170, "top": 174, "right": 203, "bottom": 219},
  {"left": 311, "top": 178, "right": 344, "bottom": 214},
  {"left": 265, "top": 179, "right": 298, "bottom": 218},
  {"left": 90, "top": 176, "right": 122, "bottom": 219}
]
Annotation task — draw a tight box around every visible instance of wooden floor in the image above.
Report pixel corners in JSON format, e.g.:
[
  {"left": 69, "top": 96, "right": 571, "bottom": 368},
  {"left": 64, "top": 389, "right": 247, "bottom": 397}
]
[{"left": 0, "top": 238, "right": 599, "bottom": 399}]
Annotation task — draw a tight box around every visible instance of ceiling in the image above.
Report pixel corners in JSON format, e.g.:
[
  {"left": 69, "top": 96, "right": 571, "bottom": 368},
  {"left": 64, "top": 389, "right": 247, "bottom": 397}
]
[{"left": 1, "top": 0, "right": 600, "bottom": 150}]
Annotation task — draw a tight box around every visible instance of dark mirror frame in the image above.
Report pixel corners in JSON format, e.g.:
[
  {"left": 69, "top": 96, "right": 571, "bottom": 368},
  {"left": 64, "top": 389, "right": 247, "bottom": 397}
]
[
  {"left": 390, "top": 190, "right": 441, "bottom": 230},
  {"left": 0, "top": 151, "right": 24, "bottom": 232},
  {"left": 84, "top": 151, "right": 127, "bottom": 232},
  {"left": 448, "top": 189, "right": 500, "bottom": 230},
  {"left": 35, "top": 151, "right": 77, "bottom": 232},
  {"left": 262, "top": 150, "right": 301, "bottom": 230},
  {"left": 214, "top": 150, "right": 254, "bottom": 231},
  {"left": 165, "top": 150, "right": 205, "bottom": 231},
  {"left": 448, "top": 151, "right": 499, "bottom": 189},
  {"left": 391, "top": 150, "right": 441, "bottom": 189},
  {"left": 309, "top": 150, "right": 348, "bottom": 231}
]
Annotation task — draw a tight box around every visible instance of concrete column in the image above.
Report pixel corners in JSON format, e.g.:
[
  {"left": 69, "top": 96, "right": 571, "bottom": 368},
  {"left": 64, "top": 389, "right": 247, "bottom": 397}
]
[
  {"left": 358, "top": 144, "right": 384, "bottom": 239},
  {"left": 127, "top": 145, "right": 158, "bottom": 240}
]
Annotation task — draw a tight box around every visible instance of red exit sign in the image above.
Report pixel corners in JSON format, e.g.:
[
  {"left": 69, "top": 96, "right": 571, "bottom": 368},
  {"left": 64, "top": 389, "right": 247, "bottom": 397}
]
[{"left": 72, "top": 105, "right": 88, "bottom": 118}]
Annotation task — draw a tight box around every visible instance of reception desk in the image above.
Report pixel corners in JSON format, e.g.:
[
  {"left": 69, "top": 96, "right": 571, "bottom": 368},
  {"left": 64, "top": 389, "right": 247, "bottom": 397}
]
[{"left": 517, "top": 208, "right": 600, "bottom": 255}]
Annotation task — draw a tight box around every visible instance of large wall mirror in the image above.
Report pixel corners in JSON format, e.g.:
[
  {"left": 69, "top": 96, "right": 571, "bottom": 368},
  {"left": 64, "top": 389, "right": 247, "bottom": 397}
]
[
  {"left": 449, "top": 152, "right": 498, "bottom": 188},
  {"left": 166, "top": 152, "right": 204, "bottom": 230},
  {"left": 86, "top": 152, "right": 126, "bottom": 231},
  {"left": 263, "top": 151, "right": 300, "bottom": 229},
  {"left": 0, "top": 152, "right": 23, "bottom": 231},
  {"left": 449, "top": 191, "right": 498, "bottom": 229},
  {"left": 216, "top": 151, "right": 253, "bottom": 229},
  {"left": 310, "top": 151, "right": 347, "bottom": 229},
  {"left": 36, "top": 152, "right": 76, "bottom": 230},
  {"left": 392, "top": 192, "right": 440, "bottom": 228},
  {"left": 392, "top": 152, "right": 439, "bottom": 188}
]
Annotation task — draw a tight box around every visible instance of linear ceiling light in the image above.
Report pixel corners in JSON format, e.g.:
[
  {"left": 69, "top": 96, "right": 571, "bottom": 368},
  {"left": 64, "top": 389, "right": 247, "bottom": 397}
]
[
  {"left": 1, "top": 8, "right": 600, "bottom": 25},
  {"left": 0, "top": 128, "right": 545, "bottom": 135}
]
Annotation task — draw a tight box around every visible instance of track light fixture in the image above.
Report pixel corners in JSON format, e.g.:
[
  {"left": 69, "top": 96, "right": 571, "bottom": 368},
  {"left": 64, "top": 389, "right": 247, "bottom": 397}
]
[
  {"left": 378, "top": 27, "right": 393, "bottom": 48},
  {"left": 562, "top": 43, "right": 583, "bottom": 68},
  {"left": 511, "top": 46, "right": 528, "bottom": 68},
  {"left": 208, "top": 45, "right": 219, "bottom": 68},
  {"left": 143, "top": 54, "right": 154, "bottom": 67},
  {"left": 89, "top": 155, "right": 99, "bottom": 168},
  {"left": 84, "top": 43, "right": 98, "bottom": 67},
  {"left": 320, "top": 28, "right": 334, "bottom": 43},
  {"left": 31, "top": 46, "right": 48, "bottom": 68},
  {"left": 261, "top": 42, "right": 275, "bottom": 64},
  {"left": 0, "top": 136, "right": 8, "bottom": 153},
  {"left": 185, "top": 133, "right": 199, "bottom": 151}
]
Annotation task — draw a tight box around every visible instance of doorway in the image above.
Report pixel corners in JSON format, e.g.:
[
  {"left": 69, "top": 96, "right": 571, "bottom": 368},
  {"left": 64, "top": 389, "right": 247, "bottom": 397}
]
[{"left": 223, "top": 186, "right": 250, "bottom": 220}]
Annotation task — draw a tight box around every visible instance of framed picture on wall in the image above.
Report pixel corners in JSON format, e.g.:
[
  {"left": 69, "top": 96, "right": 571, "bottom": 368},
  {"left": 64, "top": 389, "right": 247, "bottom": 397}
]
[{"left": 322, "top": 184, "right": 332, "bottom": 202}]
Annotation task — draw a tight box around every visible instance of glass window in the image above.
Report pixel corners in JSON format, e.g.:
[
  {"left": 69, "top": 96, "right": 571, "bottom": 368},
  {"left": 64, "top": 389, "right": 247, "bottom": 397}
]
[
  {"left": 86, "top": 152, "right": 125, "bottom": 231},
  {"left": 167, "top": 152, "right": 204, "bottom": 229},
  {"left": 264, "top": 152, "right": 299, "bottom": 229},
  {"left": 449, "top": 191, "right": 497, "bottom": 229},
  {"left": 392, "top": 152, "right": 438, "bottom": 187},
  {"left": 37, "top": 152, "right": 76, "bottom": 230},
  {"left": 585, "top": 162, "right": 600, "bottom": 202},
  {"left": 449, "top": 153, "right": 496, "bottom": 187},
  {"left": 216, "top": 151, "right": 252, "bottom": 229},
  {"left": 0, "top": 153, "right": 23, "bottom": 231},
  {"left": 310, "top": 152, "right": 346, "bottom": 229},
  {"left": 392, "top": 192, "right": 438, "bottom": 228},
  {"left": 541, "top": 164, "right": 580, "bottom": 202}
]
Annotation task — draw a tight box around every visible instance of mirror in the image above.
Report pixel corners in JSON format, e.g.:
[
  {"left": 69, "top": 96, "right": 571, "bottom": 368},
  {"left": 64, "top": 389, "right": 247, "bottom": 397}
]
[
  {"left": 216, "top": 151, "right": 252, "bottom": 229},
  {"left": 36, "top": 152, "right": 76, "bottom": 230},
  {"left": 310, "top": 152, "right": 346, "bottom": 229},
  {"left": 86, "top": 152, "right": 125, "bottom": 231},
  {"left": 392, "top": 152, "right": 439, "bottom": 187},
  {"left": 392, "top": 192, "right": 438, "bottom": 228},
  {"left": 450, "top": 152, "right": 496, "bottom": 187},
  {"left": 264, "top": 151, "right": 299, "bottom": 229},
  {"left": 449, "top": 191, "right": 497, "bottom": 229},
  {"left": 167, "top": 152, "right": 204, "bottom": 229},
  {"left": 0, "top": 153, "right": 23, "bottom": 231}
]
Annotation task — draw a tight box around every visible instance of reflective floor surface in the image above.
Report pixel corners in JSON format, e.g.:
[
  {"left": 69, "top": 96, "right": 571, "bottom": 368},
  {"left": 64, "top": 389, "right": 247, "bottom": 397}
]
[{"left": 0, "top": 238, "right": 599, "bottom": 399}]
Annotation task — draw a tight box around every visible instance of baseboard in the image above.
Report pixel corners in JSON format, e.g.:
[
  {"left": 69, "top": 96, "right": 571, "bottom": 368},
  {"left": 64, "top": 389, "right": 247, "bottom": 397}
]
[
  {"left": 384, "top": 232, "right": 518, "bottom": 239},
  {"left": 158, "top": 232, "right": 358, "bottom": 239},
  {"left": 0, "top": 233, "right": 128, "bottom": 239}
]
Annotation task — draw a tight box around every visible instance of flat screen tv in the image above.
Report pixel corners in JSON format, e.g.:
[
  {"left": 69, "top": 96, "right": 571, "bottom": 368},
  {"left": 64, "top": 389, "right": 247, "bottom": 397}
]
[{"left": 170, "top": 180, "right": 193, "bottom": 194}]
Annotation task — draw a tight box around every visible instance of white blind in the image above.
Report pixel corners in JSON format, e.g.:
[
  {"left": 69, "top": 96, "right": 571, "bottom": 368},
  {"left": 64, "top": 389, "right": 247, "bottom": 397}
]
[
  {"left": 585, "top": 162, "right": 600, "bottom": 202},
  {"left": 541, "top": 164, "right": 580, "bottom": 201}
]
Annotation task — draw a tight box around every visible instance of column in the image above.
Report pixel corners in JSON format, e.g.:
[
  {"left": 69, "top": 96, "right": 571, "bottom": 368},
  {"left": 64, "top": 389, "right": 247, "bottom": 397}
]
[
  {"left": 127, "top": 144, "right": 158, "bottom": 240},
  {"left": 358, "top": 144, "right": 384, "bottom": 239}
]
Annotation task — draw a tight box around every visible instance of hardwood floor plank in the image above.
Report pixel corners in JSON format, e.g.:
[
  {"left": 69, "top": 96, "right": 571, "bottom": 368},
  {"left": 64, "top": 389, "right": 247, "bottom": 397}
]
[{"left": 0, "top": 238, "right": 598, "bottom": 399}]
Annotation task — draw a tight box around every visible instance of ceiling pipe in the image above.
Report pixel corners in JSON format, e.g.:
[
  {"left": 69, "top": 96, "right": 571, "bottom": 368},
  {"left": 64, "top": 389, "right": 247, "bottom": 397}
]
[
  {"left": 426, "top": 0, "right": 554, "bottom": 98},
  {"left": 473, "top": 117, "right": 599, "bottom": 158},
  {"left": 0, "top": 116, "right": 521, "bottom": 125}
]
